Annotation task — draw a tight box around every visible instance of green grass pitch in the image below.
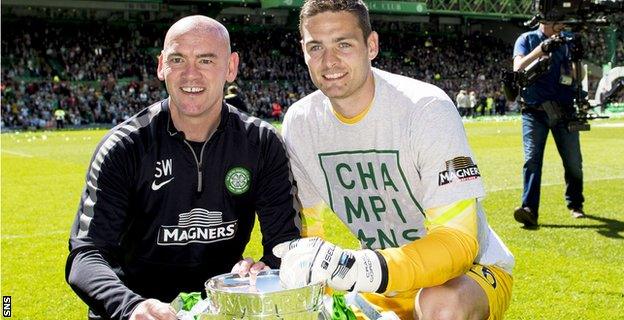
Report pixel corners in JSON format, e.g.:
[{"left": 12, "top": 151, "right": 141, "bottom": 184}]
[{"left": 1, "top": 117, "right": 623, "bottom": 319}]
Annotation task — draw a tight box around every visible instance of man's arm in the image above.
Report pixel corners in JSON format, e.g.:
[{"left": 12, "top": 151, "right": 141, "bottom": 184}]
[
  {"left": 514, "top": 33, "right": 567, "bottom": 72},
  {"left": 287, "top": 145, "right": 329, "bottom": 238},
  {"left": 65, "top": 132, "right": 168, "bottom": 320},
  {"left": 66, "top": 249, "right": 145, "bottom": 319},
  {"left": 379, "top": 94, "right": 484, "bottom": 293},
  {"left": 513, "top": 46, "right": 545, "bottom": 72},
  {"left": 274, "top": 198, "right": 478, "bottom": 293},
  {"left": 378, "top": 198, "right": 479, "bottom": 292},
  {"left": 254, "top": 127, "right": 301, "bottom": 268},
  {"left": 281, "top": 109, "right": 330, "bottom": 239},
  {"left": 513, "top": 32, "right": 546, "bottom": 72}
]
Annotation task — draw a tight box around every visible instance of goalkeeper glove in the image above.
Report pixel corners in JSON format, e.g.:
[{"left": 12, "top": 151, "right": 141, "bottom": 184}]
[{"left": 273, "top": 237, "right": 388, "bottom": 293}]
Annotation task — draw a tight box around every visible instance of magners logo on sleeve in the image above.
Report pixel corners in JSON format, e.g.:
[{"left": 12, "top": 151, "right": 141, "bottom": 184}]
[{"left": 438, "top": 156, "right": 480, "bottom": 186}]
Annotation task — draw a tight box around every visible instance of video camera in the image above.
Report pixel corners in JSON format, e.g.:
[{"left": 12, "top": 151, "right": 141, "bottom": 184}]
[
  {"left": 502, "top": 0, "right": 623, "bottom": 131},
  {"left": 532, "top": 0, "right": 623, "bottom": 25}
]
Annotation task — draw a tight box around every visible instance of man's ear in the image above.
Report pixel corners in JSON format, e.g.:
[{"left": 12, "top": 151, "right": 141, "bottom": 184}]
[
  {"left": 300, "top": 39, "right": 312, "bottom": 66},
  {"left": 367, "top": 31, "right": 379, "bottom": 61},
  {"left": 226, "top": 52, "right": 239, "bottom": 83},
  {"left": 157, "top": 51, "right": 165, "bottom": 81}
]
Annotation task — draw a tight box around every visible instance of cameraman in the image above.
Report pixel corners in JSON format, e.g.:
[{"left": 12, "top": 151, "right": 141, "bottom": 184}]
[{"left": 512, "top": 18, "right": 585, "bottom": 228}]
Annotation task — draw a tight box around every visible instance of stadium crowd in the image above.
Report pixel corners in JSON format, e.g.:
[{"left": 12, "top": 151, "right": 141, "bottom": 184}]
[{"left": 2, "top": 17, "right": 622, "bottom": 129}]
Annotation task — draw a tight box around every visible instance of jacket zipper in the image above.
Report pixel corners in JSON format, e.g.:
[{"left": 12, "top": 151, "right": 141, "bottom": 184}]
[{"left": 183, "top": 139, "right": 209, "bottom": 193}]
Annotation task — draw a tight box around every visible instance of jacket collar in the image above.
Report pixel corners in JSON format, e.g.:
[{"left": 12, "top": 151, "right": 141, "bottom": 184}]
[{"left": 164, "top": 98, "right": 229, "bottom": 140}]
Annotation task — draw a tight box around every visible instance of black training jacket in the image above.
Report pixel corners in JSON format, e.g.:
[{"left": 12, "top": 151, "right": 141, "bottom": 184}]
[{"left": 65, "top": 99, "right": 301, "bottom": 319}]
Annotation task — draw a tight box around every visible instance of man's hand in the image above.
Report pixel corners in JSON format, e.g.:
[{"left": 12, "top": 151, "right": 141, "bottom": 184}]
[
  {"left": 273, "top": 237, "right": 387, "bottom": 293},
  {"left": 129, "top": 299, "right": 177, "bottom": 320},
  {"left": 231, "top": 257, "right": 270, "bottom": 276},
  {"left": 231, "top": 257, "right": 270, "bottom": 286},
  {"left": 541, "top": 35, "right": 565, "bottom": 54}
]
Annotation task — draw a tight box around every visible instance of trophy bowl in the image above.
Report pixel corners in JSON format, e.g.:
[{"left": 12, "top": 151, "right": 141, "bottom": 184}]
[{"left": 203, "top": 269, "right": 326, "bottom": 319}]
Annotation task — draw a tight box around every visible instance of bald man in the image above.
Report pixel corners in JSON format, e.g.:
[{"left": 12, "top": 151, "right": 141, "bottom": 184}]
[{"left": 66, "top": 16, "right": 300, "bottom": 320}]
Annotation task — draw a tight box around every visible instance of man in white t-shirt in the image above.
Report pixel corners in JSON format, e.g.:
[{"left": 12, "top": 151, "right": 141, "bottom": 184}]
[
  {"left": 456, "top": 89, "right": 469, "bottom": 117},
  {"left": 274, "top": 1, "right": 515, "bottom": 319}
]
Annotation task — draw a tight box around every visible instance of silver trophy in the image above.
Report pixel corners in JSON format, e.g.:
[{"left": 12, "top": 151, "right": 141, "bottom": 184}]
[{"left": 174, "top": 269, "right": 328, "bottom": 319}]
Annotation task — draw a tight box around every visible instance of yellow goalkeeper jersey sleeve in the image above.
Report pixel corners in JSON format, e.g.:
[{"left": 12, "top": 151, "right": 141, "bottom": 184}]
[{"left": 378, "top": 198, "right": 479, "bottom": 292}]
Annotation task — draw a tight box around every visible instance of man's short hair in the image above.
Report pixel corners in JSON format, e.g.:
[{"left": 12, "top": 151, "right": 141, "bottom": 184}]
[{"left": 299, "top": 0, "right": 372, "bottom": 40}]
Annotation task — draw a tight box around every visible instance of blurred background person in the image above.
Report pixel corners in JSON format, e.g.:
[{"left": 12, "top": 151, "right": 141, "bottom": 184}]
[{"left": 224, "top": 84, "right": 248, "bottom": 113}]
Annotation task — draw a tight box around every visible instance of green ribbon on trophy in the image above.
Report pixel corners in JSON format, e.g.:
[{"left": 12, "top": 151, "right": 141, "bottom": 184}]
[
  {"left": 332, "top": 293, "right": 357, "bottom": 320},
  {"left": 179, "top": 292, "right": 202, "bottom": 312}
]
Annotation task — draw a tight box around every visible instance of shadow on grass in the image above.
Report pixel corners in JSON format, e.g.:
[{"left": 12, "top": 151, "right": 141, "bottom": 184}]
[
  {"left": 520, "top": 225, "right": 540, "bottom": 231},
  {"left": 539, "top": 214, "right": 624, "bottom": 239}
]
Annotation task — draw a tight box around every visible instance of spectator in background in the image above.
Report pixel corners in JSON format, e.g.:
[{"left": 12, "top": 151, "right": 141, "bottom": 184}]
[
  {"left": 486, "top": 94, "right": 494, "bottom": 116},
  {"left": 271, "top": 101, "right": 283, "bottom": 121},
  {"left": 224, "top": 84, "right": 248, "bottom": 113},
  {"left": 54, "top": 107, "right": 66, "bottom": 129},
  {"left": 455, "top": 89, "right": 468, "bottom": 117},
  {"left": 495, "top": 92, "right": 507, "bottom": 115},
  {"left": 469, "top": 90, "right": 477, "bottom": 117}
]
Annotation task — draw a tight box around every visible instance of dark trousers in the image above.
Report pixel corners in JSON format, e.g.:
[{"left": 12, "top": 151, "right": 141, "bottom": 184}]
[{"left": 521, "top": 110, "right": 584, "bottom": 217}]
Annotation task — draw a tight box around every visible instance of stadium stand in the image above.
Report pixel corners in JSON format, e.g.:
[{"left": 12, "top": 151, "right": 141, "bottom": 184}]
[{"left": 1, "top": 2, "right": 622, "bottom": 129}]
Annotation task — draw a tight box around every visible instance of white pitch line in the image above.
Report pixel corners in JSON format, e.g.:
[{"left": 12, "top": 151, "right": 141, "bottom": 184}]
[
  {"left": 487, "top": 175, "right": 624, "bottom": 193},
  {"left": 1, "top": 149, "right": 34, "bottom": 158},
  {"left": 2, "top": 230, "right": 67, "bottom": 239}
]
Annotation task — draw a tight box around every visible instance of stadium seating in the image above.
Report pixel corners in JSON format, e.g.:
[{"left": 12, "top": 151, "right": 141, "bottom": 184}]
[{"left": 2, "top": 16, "right": 622, "bottom": 129}]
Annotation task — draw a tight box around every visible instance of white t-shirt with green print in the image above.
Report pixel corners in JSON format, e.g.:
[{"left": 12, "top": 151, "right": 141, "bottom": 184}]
[{"left": 282, "top": 68, "right": 514, "bottom": 274}]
